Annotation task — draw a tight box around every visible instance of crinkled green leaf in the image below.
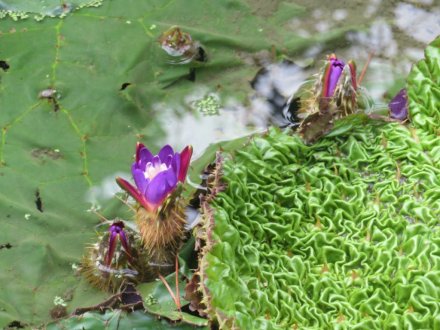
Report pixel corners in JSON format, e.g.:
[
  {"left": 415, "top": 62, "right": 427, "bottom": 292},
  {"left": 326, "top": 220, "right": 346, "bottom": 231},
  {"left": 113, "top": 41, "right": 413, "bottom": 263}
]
[
  {"left": 407, "top": 36, "right": 440, "bottom": 137},
  {"left": 201, "top": 37, "right": 440, "bottom": 329}
]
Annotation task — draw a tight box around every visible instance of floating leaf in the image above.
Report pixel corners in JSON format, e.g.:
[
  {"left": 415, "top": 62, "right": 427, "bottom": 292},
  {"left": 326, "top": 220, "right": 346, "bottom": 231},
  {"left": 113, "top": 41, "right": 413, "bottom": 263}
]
[{"left": 199, "top": 37, "right": 440, "bottom": 328}]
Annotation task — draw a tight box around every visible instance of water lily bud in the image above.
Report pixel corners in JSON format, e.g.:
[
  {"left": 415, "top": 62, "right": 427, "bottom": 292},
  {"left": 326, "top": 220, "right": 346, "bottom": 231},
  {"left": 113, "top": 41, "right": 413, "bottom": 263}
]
[
  {"left": 322, "top": 54, "right": 345, "bottom": 98},
  {"left": 105, "top": 221, "right": 131, "bottom": 266},
  {"left": 80, "top": 220, "right": 155, "bottom": 292}
]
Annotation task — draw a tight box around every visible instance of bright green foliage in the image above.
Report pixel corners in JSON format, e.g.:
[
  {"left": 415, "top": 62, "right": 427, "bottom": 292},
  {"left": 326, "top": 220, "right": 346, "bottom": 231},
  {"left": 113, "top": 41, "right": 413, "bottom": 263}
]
[
  {"left": 0, "top": 1, "right": 357, "bottom": 327},
  {"left": 407, "top": 37, "right": 440, "bottom": 138},
  {"left": 201, "top": 38, "right": 440, "bottom": 329}
]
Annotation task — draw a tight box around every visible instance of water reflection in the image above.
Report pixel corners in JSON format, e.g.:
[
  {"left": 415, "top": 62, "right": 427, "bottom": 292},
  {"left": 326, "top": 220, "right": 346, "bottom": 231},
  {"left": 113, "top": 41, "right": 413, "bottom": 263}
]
[
  {"left": 156, "top": 0, "right": 439, "bottom": 157},
  {"left": 155, "top": 93, "right": 262, "bottom": 155},
  {"left": 395, "top": 3, "right": 440, "bottom": 44}
]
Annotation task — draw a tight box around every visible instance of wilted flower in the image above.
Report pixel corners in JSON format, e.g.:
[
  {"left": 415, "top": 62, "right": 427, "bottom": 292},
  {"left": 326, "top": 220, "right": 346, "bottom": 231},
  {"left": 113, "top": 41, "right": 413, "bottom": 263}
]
[
  {"left": 116, "top": 143, "right": 193, "bottom": 213},
  {"left": 388, "top": 88, "right": 408, "bottom": 121}
]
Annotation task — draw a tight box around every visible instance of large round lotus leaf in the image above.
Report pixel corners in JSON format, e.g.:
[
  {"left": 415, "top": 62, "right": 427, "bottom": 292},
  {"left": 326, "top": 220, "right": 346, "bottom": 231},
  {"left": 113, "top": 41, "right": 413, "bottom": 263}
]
[{"left": 200, "top": 37, "right": 440, "bottom": 329}]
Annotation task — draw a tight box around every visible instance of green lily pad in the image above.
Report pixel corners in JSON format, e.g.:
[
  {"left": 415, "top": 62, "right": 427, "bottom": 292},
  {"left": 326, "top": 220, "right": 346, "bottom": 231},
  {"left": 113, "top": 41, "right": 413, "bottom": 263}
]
[
  {"left": 199, "top": 36, "right": 440, "bottom": 329},
  {"left": 46, "top": 310, "right": 206, "bottom": 330}
]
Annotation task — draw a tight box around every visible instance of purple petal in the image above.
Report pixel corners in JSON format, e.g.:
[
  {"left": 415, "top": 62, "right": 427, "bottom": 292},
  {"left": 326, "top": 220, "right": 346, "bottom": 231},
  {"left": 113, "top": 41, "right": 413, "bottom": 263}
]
[
  {"left": 323, "top": 54, "right": 345, "bottom": 98},
  {"left": 166, "top": 168, "right": 178, "bottom": 187},
  {"left": 178, "top": 145, "right": 193, "bottom": 182},
  {"left": 158, "top": 145, "right": 175, "bottom": 165},
  {"left": 116, "top": 177, "right": 154, "bottom": 211},
  {"left": 389, "top": 88, "right": 408, "bottom": 121},
  {"left": 144, "top": 168, "right": 178, "bottom": 208},
  {"left": 109, "top": 221, "right": 123, "bottom": 234},
  {"left": 171, "top": 152, "right": 181, "bottom": 178},
  {"left": 151, "top": 155, "right": 161, "bottom": 167},
  {"left": 116, "top": 177, "right": 142, "bottom": 202},
  {"left": 118, "top": 229, "right": 133, "bottom": 263},
  {"left": 106, "top": 230, "right": 118, "bottom": 266},
  {"left": 132, "top": 165, "right": 148, "bottom": 195},
  {"left": 328, "top": 62, "right": 344, "bottom": 96},
  {"left": 135, "top": 142, "right": 145, "bottom": 163},
  {"left": 138, "top": 147, "right": 154, "bottom": 171}
]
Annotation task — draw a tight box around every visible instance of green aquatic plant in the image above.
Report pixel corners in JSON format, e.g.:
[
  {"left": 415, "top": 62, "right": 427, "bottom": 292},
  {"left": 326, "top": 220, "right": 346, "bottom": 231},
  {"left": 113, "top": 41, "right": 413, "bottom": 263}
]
[{"left": 196, "top": 37, "right": 440, "bottom": 329}]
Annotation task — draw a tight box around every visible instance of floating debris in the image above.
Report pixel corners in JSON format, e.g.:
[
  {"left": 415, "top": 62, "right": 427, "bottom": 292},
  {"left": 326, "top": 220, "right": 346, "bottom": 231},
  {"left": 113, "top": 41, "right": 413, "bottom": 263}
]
[
  {"left": 39, "top": 88, "right": 60, "bottom": 112},
  {"left": 193, "top": 95, "right": 221, "bottom": 116},
  {"left": 53, "top": 296, "right": 67, "bottom": 307},
  {"left": 159, "top": 26, "right": 207, "bottom": 65}
]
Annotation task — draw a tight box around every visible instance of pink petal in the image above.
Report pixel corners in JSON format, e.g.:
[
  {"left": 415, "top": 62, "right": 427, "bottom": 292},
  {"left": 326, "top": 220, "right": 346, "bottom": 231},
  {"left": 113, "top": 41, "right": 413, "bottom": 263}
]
[
  {"left": 178, "top": 145, "right": 193, "bottom": 182},
  {"left": 105, "top": 231, "right": 118, "bottom": 266},
  {"left": 135, "top": 142, "right": 145, "bottom": 163},
  {"left": 116, "top": 177, "right": 143, "bottom": 204}
]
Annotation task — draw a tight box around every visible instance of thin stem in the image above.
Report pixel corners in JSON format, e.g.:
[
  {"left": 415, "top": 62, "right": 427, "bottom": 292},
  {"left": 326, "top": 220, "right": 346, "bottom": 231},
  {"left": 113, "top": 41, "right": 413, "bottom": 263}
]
[
  {"left": 93, "top": 210, "right": 109, "bottom": 223},
  {"left": 158, "top": 274, "right": 179, "bottom": 309},
  {"left": 357, "top": 51, "right": 374, "bottom": 86},
  {"left": 175, "top": 256, "right": 181, "bottom": 310},
  {"left": 114, "top": 193, "right": 136, "bottom": 213}
]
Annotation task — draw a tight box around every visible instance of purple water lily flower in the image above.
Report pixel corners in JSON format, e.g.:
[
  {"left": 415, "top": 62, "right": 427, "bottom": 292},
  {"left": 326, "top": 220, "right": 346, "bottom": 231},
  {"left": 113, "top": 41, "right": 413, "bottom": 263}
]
[
  {"left": 116, "top": 143, "right": 193, "bottom": 213},
  {"left": 106, "top": 221, "right": 131, "bottom": 266},
  {"left": 388, "top": 88, "right": 408, "bottom": 121}
]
